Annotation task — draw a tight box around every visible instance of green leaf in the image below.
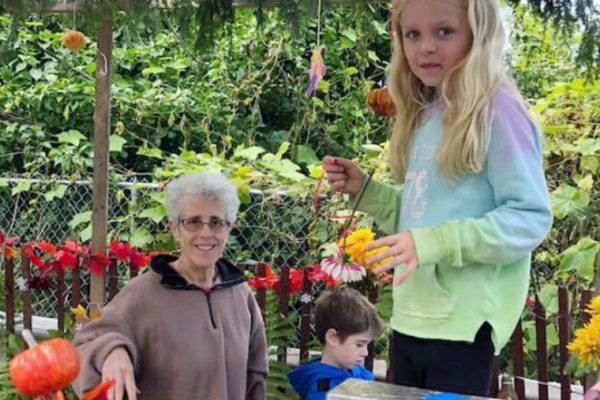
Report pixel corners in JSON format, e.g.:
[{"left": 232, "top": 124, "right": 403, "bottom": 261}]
[
  {"left": 29, "top": 68, "right": 42, "bottom": 80},
  {"left": 308, "top": 164, "right": 323, "bottom": 179},
  {"left": 581, "top": 155, "right": 599, "bottom": 173},
  {"left": 69, "top": 211, "right": 92, "bottom": 229},
  {"left": 44, "top": 184, "right": 68, "bottom": 202},
  {"left": 139, "top": 206, "right": 166, "bottom": 223},
  {"left": 166, "top": 60, "right": 190, "bottom": 71},
  {"left": 109, "top": 135, "right": 127, "bottom": 153},
  {"left": 361, "top": 144, "right": 384, "bottom": 156},
  {"left": 79, "top": 223, "right": 92, "bottom": 242},
  {"left": 368, "top": 51, "right": 380, "bottom": 62},
  {"left": 0, "top": 179, "right": 8, "bottom": 188},
  {"left": 296, "top": 145, "right": 319, "bottom": 165},
  {"left": 341, "top": 28, "right": 357, "bottom": 42},
  {"left": 11, "top": 180, "right": 31, "bottom": 195},
  {"left": 130, "top": 228, "right": 153, "bottom": 248},
  {"left": 550, "top": 184, "right": 589, "bottom": 219},
  {"left": 137, "top": 147, "right": 164, "bottom": 159},
  {"left": 556, "top": 237, "right": 600, "bottom": 282},
  {"left": 538, "top": 283, "right": 559, "bottom": 315},
  {"left": 275, "top": 142, "right": 290, "bottom": 159},
  {"left": 63, "top": 104, "right": 70, "bottom": 121},
  {"left": 576, "top": 138, "right": 600, "bottom": 156},
  {"left": 233, "top": 146, "right": 265, "bottom": 161},
  {"left": 58, "top": 130, "right": 86, "bottom": 147},
  {"left": 317, "top": 79, "right": 330, "bottom": 93},
  {"left": 142, "top": 66, "right": 166, "bottom": 76},
  {"left": 344, "top": 67, "right": 359, "bottom": 76}
]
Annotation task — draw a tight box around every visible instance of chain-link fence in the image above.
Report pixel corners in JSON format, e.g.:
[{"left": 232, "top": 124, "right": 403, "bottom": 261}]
[{"left": 0, "top": 175, "right": 325, "bottom": 318}]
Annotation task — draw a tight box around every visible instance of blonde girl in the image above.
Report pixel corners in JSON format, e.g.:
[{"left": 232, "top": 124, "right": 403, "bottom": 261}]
[{"left": 323, "top": 0, "right": 552, "bottom": 395}]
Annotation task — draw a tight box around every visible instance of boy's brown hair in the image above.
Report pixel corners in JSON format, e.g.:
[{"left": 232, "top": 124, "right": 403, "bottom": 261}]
[{"left": 314, "top": 287, "right": 384, "bottom": 344}]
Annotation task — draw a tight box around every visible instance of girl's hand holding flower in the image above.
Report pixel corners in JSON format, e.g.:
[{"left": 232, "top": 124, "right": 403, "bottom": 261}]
[{"left": 365, "top": 232, "right": 419, "bottom": 285}]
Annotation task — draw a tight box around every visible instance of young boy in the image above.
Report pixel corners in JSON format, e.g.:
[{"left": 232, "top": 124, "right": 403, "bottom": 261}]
[{"left": 288, "top": 287, "right": 384, "bottom": 400}]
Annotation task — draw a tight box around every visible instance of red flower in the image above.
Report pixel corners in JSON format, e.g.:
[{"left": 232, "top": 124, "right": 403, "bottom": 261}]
[
  {"left": 23, "top": 243, "right": 49, "bottom": 272},
  {"left": 109, "top": 241, "right": 131, "bottom": 261},
  {"left": 247, "top": 263, "right": 279, "bottom": 290},
  {"left": 273, "top": 268, "right": 305, "bottom": 294},
  {"left": 0, "top": 232, "right": 20, "bottom": 246},
  {"left": 88, "top": 253, "right": 110, "bottom": 276},
  {"left": 36, "top": 241, "right": 57, "bottom": 255},
  {"left": 54, "top": 250, "right": 78, "bottom": 271},
  {"left": 129, "top": 250, "right": 150, "bottom": 270},
  {"left": 108, "top": 241, "right": 150, "bottom": 271},
  {"left": 62, "top": 240, "right": 87, "bottom": 255},
  {"left": 308, "top": 263, "right": 340, "bottom": 288}
]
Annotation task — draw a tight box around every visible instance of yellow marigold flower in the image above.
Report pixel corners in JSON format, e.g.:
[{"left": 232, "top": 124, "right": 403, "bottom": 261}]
[
  {"left": 338, "top": 228, "right": 374, "bottom": 265},
  {"left": 337, "top": 228, "right": 393, "bottom": 269},
  {"left": 587, "top": 296, "right": 600, "bottom": 317},
  {"left": 568, "top": 316, "right": 600, "bottom": 370},
  {"left": 365, "top": 247, "right": 391, "bottom": 270}
]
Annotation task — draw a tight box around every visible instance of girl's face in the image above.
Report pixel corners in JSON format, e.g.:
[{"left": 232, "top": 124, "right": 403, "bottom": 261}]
[{"left": 399, "top": 0, "right": 472, "bottom": 93}]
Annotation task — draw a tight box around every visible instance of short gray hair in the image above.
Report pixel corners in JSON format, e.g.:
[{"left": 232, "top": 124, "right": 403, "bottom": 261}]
[{"left": 165, "top": 172, "right": 240, "bottom": 224}]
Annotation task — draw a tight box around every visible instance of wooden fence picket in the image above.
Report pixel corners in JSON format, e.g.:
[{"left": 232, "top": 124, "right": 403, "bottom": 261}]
[
  {"left": 278, "top": 265, "right": 290, "bottom": 365},
  {"left": 4, "top": 256, "right": 15, "bottom": 334},
  {"left": 107, "top": 258, "right": 119, "bottom": 302},
  {"left": 534, "top": 296, "right": 549, "bottom": 400},
  {"left": 56, "top": 269, "right": 65, "bottom": 333},
  {"left": 20, "top": 250, "right": 32, "bottom": 331},
  {"left": 558, "top": 287, "right": 571, "bottom": 400},
  {"left": 298, "top": 268, "right": 313, "bottom": 363},
  {"left": 511, "top": 320, "right": 526, "bottom": 400}
]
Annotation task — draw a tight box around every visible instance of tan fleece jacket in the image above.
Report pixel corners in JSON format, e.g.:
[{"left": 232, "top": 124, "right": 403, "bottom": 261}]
[{"left": 72, "top": 254, "right": 268, "bottom": 400}]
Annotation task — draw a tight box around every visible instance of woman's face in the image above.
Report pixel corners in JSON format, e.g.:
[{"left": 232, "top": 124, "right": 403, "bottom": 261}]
[{"left": 170, "top": 196, "right": 232, "bottom": 272}]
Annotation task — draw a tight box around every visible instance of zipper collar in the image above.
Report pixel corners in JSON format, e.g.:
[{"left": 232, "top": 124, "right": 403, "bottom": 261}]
[{"left": 150, "top": 254, "right": 247, "bottom": 291}]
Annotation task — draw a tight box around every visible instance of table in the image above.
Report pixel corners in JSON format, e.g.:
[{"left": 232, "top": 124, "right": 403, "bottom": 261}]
[{"left": 327, "top": 378, "right": 499, "bottom": 400}]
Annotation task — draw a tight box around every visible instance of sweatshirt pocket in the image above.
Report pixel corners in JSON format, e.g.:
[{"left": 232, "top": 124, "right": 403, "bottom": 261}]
[{"left": 393, "top": 263, "right": 457, "bottom": 319}]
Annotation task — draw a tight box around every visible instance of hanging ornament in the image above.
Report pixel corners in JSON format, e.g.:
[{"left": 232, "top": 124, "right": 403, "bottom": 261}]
[
  {"left": 306, "top": 0, "right": 326, "bottom": 98},
  {"left": 62, "top": 30, "right": 86, "bottom": 51},
  {"left": 367, "top": 86, "right": 396, "bottom": 117},
  {"left": 306, "top": 46, "right": 326, "bottom": 97}
]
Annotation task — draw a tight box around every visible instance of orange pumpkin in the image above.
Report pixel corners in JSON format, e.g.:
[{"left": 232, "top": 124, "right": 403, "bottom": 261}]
[
  {"left": 367, "top": 87, "right": 396, "bottom": 117},
  {"left": 9, "top": 338, "right": 80, "bottom": 396},
  {"left": 62, "top": 30, "right": 86, "bottom": 51}
]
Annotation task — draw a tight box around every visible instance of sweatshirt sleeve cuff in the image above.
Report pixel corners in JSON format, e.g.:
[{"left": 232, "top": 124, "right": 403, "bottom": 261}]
[
  {"left": 411, "top": 226, "right": 449, "bottom": 267},
  {"left": 90, "top": 333, "right": 138, "bottom": 374}
]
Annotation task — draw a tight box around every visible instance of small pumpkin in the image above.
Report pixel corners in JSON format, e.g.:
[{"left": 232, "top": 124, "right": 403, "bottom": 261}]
[
  {"left": 62, "top": 30, "right": 86, "bottom": 51},
  {"left": 9, "top": 338, "right": 81, "bottom": 396},
  {"left": 366, "top": 86, "right": 396, "bottom": 117}
]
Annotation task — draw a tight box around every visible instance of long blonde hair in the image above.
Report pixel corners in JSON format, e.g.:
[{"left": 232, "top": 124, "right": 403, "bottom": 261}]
[{"left": 389, "top": 0, "right": 518, "bottom": 181}]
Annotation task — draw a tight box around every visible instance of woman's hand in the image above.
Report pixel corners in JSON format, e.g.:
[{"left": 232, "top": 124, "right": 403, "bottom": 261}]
[
  {"left": 366, "top": 232, "right": 419, "bottom": 285},
  {"left": 322, "top": 156, "right": 365, "bottom": 195},
  {"left": 102, "top": 346, "right": 138, "bottom": 400}
]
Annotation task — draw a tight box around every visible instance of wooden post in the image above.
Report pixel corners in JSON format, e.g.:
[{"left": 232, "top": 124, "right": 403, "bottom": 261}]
[{"left": 90, "top": 10, "right": 113, "bottom": 307}]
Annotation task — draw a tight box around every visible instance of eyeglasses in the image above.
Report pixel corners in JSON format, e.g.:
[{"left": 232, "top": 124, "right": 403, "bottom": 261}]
[{"left": 178, "top": 217, "right": 231, "bottom": 233}]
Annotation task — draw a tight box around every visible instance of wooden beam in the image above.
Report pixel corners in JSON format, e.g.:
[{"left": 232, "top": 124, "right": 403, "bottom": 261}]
[
  {"left": 41, "top": 0, "right": 374, "bottom": 13},
  {"left": 89, "top": 10, "right": 112, "bottom": 307}
]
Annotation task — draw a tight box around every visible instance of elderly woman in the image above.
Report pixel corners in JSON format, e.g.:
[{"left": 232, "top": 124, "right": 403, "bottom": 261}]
[{"left": 73, "top": 172, "right": 269, "bottom": 400}]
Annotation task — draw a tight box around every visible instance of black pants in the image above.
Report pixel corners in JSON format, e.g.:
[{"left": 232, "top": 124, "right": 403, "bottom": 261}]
[{"left": 390, "top": 323, "right": 495, "bottom": 396}]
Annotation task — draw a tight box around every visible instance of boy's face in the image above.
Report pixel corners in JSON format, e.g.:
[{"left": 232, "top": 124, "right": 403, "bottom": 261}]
[{"left": 324, "top": 330, "right": 372, "bottom": 370}]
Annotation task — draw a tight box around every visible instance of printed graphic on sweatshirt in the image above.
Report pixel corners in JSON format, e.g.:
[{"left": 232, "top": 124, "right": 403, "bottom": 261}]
[{"left": 402, "top": 143, "right": 435, "bottom": 221}]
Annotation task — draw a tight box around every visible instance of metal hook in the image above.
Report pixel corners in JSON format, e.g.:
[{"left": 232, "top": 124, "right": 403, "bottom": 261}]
[{"left": 100, "top": 52, "right": 108, "bottom": 76}]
